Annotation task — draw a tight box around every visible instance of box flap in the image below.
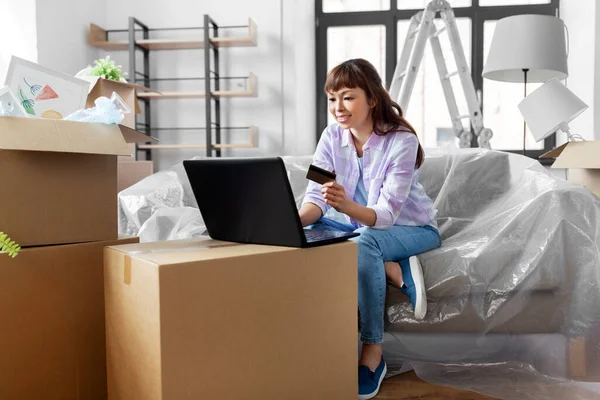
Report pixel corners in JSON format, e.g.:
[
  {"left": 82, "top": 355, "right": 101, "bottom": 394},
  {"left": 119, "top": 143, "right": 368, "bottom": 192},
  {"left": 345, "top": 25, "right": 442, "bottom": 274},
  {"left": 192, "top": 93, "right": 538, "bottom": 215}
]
[
  {"left": 83, "top": 76, "right": 101, "bottom": 94},
  {"left": 0, "top": 117, "right": 130, "bottom": 156},
  {"left": 118, "top": 124, "right": 158, "bottom": 144},
  {"left": 551, "top": 141, "right": 600, "bottom": 169},
  {"left": 540, "top": 142, "right": 568, "bottom": 159}
]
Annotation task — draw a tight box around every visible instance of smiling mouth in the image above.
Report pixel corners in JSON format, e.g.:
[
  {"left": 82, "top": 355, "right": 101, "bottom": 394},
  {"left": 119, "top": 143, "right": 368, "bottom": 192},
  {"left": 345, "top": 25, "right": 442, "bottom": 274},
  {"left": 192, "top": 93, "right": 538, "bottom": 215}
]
[{"left": 337, "top": 115, "right": 350, "bottom": 122}]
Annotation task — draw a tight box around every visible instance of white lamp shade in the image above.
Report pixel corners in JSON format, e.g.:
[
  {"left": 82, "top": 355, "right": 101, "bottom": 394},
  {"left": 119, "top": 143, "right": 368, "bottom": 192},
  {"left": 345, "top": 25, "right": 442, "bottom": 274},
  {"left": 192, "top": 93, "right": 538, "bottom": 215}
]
[
  {"left": 518, "top": 78, "right": 588, "bottom": 142},
  {"left": 482, "top": 14, "right": 568, "bottom": 83}
]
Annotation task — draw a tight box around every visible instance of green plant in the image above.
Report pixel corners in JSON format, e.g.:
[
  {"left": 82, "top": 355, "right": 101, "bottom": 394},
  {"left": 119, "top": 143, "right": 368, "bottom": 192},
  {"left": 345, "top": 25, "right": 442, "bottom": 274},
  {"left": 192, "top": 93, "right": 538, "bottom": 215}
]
[
  {"left": 0, "top": 232, "right": 20, "bottom": 258},
  {"left": 89, "top": 55, "right": 128, "bottom": 82}
]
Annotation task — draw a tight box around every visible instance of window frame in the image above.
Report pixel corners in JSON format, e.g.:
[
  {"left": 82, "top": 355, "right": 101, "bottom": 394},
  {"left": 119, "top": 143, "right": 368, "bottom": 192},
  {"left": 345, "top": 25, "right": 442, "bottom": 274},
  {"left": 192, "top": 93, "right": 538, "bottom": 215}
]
[{"left": 315, "top": 0, "right": 561, "bottom": 163}]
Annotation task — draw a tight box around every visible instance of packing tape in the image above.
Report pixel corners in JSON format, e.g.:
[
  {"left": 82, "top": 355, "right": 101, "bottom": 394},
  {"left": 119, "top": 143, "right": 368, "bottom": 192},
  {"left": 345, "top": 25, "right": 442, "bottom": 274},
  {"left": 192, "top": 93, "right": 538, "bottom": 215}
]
[{"left": 122, "top": 242, "right": 240, "bottom": 285}]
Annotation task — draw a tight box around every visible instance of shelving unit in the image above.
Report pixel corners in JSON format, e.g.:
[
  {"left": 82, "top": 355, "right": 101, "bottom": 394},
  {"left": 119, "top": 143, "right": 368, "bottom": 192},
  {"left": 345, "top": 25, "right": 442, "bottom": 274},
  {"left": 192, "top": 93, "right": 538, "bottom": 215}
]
[
  {"left": 89, "top": 16, "right": 258, "bottom": 159},
  {"left": 89, "top": 19, "right": 256, "bottom": 50}
]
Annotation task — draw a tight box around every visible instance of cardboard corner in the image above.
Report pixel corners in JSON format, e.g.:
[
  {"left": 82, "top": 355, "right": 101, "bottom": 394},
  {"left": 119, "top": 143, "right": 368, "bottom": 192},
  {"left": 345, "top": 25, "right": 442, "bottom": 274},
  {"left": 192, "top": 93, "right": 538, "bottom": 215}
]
[
  {"left": 540, "top": 142, "right": 568, "bottom": 159},
  {"left": 551, "top": 141, "right": 600, "bottom": 169}
]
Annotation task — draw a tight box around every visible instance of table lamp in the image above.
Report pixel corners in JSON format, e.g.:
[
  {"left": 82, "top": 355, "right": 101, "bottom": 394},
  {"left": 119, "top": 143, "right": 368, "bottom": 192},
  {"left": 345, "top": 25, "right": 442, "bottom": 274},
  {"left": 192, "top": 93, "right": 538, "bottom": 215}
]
[
  {"left": 482, "top": 14, "right": 569, "bottom": 155},
  {"left": 518, "top": 78, "right": 588, "bottom": 143}
]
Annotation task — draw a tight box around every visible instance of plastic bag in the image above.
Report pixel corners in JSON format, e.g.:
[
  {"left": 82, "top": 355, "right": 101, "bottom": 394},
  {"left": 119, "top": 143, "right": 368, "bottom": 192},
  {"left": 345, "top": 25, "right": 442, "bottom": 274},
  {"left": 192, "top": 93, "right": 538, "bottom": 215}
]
[{"left": 64, "top": 91, "right": 130, "bottom": 124}]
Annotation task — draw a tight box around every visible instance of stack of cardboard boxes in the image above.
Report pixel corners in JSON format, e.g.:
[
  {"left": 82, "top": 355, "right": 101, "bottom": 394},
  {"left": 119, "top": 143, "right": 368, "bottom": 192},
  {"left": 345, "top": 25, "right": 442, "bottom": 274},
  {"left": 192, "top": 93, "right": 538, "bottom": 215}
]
[
  {"left": 0, "top": 116, "right": 359, "bottom": 399},
  {"left": 0, "top": 81, "right": 359, "bottom": 398},
  {"left": 0, "top": 117, "right": 147, "bottom": 399}
]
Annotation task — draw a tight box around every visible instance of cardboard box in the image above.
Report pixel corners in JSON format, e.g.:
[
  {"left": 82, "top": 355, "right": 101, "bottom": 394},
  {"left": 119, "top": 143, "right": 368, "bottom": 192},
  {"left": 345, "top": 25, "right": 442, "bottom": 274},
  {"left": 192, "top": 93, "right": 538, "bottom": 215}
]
[
  {"left": 105, "top": 238, "right": 358, "bottom": 400},
  {"left": 0, "top": 236, "right": 139, "bottom": 400},
  {"left": 541, "top": 141, "right": 600, "bottom": 198},
  {"left": 118, "top": 160, "right": 154, "bottom": 192},
  {"left": 0, "top": 117, "right": 156, "bottom": 247},
  {"left": 85, "top": 77, "right": 156, "bottom": 129}
]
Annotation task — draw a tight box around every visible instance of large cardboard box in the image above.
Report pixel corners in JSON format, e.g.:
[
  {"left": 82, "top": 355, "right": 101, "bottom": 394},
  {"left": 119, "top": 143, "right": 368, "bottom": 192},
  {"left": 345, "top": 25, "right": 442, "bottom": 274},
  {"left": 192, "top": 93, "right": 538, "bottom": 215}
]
[
  {"left": 0, "top": 236, "right": 139, "bottom": 400},
  {"left": 118, "top": 160, "right": 154, "bottom": 192},
  {"left": 0, "top": 117, "right": 155, "bottom": 247},
  {"left": 105, "top": 237, "right": 358, "bottom": 400},
  {"left": 542, "top": 141, "right": 600, "bottom": 198}
]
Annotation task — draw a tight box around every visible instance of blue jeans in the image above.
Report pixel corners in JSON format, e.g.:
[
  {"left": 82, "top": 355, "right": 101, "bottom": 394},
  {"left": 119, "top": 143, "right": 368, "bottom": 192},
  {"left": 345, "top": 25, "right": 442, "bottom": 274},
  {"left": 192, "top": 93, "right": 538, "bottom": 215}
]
[{"left": 307, "top": 218, "right": 441, "bottom": 344}]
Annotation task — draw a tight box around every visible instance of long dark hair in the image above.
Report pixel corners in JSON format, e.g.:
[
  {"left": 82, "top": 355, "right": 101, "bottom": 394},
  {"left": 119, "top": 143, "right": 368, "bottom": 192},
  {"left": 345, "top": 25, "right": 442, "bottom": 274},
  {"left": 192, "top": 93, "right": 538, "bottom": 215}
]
[{"left": 325, "top": 58, "right": 424, "bottom": 169}]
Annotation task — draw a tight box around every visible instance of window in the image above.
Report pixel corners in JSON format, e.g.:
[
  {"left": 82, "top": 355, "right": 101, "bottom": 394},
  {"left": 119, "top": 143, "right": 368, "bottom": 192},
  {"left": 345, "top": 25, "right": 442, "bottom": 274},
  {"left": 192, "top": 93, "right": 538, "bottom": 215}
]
[
  {"left": 398, "top": 0, "right": 472, "bottom": 9},
  {"left": 398, "top": 17, "right": 471, "bottom": 147},
  {"left": 323, "top": 0, "right": 390, "bottom": 13},
  {"left": 315, "top": 0, "right": 560, "bottom": 159}
]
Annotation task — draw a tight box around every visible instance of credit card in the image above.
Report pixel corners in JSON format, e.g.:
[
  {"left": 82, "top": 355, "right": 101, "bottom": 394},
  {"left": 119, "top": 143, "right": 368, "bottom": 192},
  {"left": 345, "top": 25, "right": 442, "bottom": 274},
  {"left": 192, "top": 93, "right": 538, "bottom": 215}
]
[{"left": 306, "top": 164, "right": 336, "bottom": 184}]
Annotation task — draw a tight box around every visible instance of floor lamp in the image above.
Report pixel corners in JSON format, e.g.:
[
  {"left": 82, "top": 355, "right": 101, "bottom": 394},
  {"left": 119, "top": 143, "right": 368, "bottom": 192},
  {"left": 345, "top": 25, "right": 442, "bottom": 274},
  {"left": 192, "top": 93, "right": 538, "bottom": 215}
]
[{"left": 482, "top": 14, "right": 569, "bottom": 157}]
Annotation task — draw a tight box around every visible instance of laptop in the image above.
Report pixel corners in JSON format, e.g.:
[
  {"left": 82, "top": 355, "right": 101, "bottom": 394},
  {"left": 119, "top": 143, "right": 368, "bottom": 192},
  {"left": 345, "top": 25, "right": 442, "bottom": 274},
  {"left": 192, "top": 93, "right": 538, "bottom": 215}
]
[{"left": 183, "top": 157, "right": 359, "bottom": 248}]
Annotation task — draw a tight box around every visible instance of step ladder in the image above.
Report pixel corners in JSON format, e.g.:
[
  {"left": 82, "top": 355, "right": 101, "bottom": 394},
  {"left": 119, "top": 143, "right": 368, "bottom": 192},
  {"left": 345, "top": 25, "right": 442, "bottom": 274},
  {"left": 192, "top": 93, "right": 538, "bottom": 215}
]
[{"left": 389, "top": 0, "right": 493, "bottom": 149}]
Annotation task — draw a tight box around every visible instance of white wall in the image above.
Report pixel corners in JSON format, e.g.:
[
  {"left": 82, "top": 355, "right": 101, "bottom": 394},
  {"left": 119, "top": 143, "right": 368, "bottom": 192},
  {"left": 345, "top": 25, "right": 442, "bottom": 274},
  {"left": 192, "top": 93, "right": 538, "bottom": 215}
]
[
  {"left": 29, "top": 0, "right": 316, "bottom": 171},
  {"left": 560, "top": 0, "right": 597, "bottom": 142},
  {"left": 595, "top": 1, "right": 600, "bottom": 141},
  {"left": 0, "top": 0, "right": 38, "bottom": 81},
  {"left": 36, "top": 0, "right": 103, "bottom": 75},
  {"left": 94, "top": 0, "right": 317, "bottom": 170},
  {"left": 282, "top": 1, "right": 317, "bottom": 156}
]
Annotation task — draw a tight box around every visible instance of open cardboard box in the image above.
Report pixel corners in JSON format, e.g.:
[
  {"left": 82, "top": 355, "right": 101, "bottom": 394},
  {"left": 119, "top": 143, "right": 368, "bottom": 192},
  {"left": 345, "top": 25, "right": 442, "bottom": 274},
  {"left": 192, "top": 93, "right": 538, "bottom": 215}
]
[
  {"left": 84, "top": 78, "right": 158, "bottom": 182},
  {"left": 541, "top": 140, "right": 600, "bottom": 198},
  {"left": 84, "top": 77, "right": 158, "bottom": 129},
  {"left": 0, "top": 116, "right": 157, "bottom": 247}
]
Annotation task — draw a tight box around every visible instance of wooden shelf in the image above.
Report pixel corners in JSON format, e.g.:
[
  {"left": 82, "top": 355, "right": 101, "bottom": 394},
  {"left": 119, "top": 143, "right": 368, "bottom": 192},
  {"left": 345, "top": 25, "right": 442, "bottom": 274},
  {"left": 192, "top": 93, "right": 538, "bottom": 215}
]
[
  {"left": 137, "top": 73, "right": 257, "bottom": 99},
  {"left": 137, "top": 126, "right": 258, "bottom": 150},
  {"left": 89, "top": 18, "right": 257, "bottom": 51}
]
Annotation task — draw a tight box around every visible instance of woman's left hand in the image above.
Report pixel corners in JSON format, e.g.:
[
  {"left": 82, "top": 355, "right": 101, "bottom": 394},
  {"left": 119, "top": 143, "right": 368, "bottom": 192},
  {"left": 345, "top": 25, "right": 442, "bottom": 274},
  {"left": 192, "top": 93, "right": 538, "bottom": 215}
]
[{"left": 322, "top": 182, "right": 351, "bottom": 213}]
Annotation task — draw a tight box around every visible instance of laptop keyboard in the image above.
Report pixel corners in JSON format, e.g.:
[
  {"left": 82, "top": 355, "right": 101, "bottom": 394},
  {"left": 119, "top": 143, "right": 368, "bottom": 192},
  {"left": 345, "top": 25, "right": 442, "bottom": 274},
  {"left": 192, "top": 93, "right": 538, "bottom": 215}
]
[{"left": 304, "top": 229, "right": 352, "bottom": 242}]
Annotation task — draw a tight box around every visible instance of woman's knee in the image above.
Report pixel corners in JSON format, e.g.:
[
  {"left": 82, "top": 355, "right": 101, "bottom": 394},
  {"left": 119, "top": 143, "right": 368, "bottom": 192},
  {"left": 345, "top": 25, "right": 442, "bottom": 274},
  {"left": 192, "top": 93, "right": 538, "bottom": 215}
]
[
  {"left": 353, "top": 227, "right": 379, "bottom": 248},
  {"left": 353, "top": 228, "right": 383, "bottom": 275}
]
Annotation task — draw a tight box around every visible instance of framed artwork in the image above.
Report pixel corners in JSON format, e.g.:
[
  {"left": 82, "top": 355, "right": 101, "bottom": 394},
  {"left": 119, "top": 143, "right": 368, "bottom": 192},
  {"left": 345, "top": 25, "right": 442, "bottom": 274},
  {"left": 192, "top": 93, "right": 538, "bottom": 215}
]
[
  {"left": 4, "top": 56, "right": 89, "bottom": 119},
  {"left": 0, "top": 86, "right": 28, "bottom": 117}
]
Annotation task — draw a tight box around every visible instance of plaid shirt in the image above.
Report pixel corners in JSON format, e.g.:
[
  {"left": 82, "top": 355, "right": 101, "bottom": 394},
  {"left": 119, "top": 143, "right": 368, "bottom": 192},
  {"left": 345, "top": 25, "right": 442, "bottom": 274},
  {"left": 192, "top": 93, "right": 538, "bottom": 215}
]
[{"left": 303, "top": 123, "right": 438, "bottom": 229}]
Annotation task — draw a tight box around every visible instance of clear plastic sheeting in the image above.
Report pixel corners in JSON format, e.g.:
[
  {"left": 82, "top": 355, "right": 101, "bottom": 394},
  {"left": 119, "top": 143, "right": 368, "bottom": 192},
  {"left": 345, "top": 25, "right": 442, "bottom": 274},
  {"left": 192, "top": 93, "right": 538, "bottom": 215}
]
[
  {"left": 118, "top": 161, "right": 199, "bottom": 242},
  {"left": 137, "top": 206, "right": 206, "bottom": 243},
  {"left": 118, "top": 149, "right": 600, "bottom": 399},
  {"left": 384, "top": 148, "right": 600, "bottom": 399}
]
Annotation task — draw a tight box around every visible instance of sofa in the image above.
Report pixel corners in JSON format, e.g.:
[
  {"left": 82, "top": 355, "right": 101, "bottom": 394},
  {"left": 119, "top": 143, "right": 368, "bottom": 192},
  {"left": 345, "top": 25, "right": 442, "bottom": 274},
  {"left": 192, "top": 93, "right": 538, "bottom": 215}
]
[{"left": 118, "top": 148, "right": 600, "bottom": 400}]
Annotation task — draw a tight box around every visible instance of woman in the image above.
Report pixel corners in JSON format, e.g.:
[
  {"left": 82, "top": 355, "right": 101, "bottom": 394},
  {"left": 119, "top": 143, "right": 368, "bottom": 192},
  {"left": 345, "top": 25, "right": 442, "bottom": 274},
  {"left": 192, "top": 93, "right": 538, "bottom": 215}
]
[{"left": 298, "top": 58, "right": 441, "bottom": 399}]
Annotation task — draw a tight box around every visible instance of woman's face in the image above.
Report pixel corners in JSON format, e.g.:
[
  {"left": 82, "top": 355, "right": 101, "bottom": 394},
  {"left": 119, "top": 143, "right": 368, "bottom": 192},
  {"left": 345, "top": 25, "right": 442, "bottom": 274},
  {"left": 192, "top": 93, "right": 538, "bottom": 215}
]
[{"left": 327, "top": 86, "right": 372, "bottom": 131}]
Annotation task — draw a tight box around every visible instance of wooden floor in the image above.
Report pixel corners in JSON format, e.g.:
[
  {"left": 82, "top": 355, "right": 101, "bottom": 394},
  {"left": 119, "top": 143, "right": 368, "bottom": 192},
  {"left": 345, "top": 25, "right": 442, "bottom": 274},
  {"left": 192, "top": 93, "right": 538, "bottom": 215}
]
[{"left": 376, "top": 371, "right": 497, "bottom": 400}]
